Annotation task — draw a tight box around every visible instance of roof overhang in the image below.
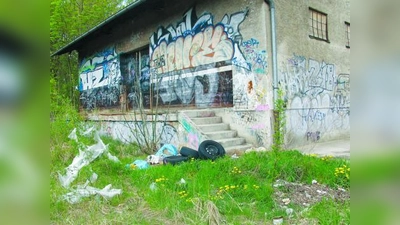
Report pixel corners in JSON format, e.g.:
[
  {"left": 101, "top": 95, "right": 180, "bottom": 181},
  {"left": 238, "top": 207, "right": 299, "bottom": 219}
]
[{"left": 51, "top": 0, "right": 150, "bottom": 57}]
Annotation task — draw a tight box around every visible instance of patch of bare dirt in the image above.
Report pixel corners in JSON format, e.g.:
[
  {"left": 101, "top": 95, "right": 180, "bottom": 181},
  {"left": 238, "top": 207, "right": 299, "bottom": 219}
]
[{"left": 273, "top": 179, "right": 350, "bottom": 208}]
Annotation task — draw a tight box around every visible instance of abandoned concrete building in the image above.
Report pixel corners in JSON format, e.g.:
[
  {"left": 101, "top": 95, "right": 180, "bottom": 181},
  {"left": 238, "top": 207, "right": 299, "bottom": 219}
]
[{"left": 53, "top": 0, "right": 350, "bottom": 153}]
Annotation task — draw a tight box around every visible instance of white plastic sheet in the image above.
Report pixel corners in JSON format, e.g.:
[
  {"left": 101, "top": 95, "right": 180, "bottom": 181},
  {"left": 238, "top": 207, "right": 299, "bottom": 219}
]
[
  {"left": 58, "top": 133, "right": 107, "bottom": 188},
  {"left": 61, "top": 184, "right": 122, "bottom": 204},
  {"left": 58, "top": 127, "right": 122, "bottom": 203}
]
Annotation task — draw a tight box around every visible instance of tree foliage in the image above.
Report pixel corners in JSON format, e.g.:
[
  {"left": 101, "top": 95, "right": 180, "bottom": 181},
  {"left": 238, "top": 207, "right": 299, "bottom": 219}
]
[{"left": 50, "top": 0, "right": 135, "bottom": 108}]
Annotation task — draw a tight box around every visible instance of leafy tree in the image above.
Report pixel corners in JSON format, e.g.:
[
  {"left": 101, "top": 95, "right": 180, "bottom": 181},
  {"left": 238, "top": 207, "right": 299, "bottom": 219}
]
[{"left": 50, "top": 0, "right": 135, "bottom": 108}]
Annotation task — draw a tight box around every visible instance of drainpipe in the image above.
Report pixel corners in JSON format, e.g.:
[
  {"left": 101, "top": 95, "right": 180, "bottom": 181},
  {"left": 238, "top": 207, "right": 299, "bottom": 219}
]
[{"left": 264, "top": 0, "right": 278, "bottom": 103}]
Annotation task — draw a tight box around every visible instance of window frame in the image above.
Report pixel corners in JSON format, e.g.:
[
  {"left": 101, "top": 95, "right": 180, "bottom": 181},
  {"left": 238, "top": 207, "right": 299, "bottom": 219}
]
[
  {"left": 345, "top": 21, "right": 350, "bottom": 48},
  {"left": 308, "top": 7, "right": 330, "bottom": 43}
]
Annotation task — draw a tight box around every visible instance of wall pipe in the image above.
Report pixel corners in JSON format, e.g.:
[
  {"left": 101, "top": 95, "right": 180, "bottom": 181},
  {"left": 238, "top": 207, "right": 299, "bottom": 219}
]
[{"left": 264, "top": 0, "right": 278, "bottom": 103}]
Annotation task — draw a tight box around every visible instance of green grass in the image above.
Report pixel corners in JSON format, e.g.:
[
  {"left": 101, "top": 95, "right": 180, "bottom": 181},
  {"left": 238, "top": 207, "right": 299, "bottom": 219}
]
[{"left": 50, "top": 136, "right": 350, "bottom": 224}]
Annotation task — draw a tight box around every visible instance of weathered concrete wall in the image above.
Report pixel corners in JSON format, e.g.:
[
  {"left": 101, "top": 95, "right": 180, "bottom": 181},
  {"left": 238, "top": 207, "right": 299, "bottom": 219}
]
[
  {"left": 275, "top": 0, "right": 350, "bottom": 147},
  {"left": 78, "top": 0, "right": 271, "bottom": 110},
  {"left": 76, "top": 0, "right": 350, "bottom": 149},
  {"left": 77, "top": 0, "right": 274, "bottom": 149},
  {"left": 99, "top": 120, "right": 180, "bottom": 148}
]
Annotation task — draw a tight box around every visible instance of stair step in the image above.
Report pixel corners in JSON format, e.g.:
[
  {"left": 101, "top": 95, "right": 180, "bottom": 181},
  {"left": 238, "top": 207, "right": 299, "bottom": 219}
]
[
  {"left": 197, "top": 123, "right": 230, "bottom": 132},
  {"left": 182, "top": 110, "right": 215, "bottom": 118},
  {"left": 191, "top": 116, "right": 222, "bottom": 125},
  {"left": 215, "top": 137, "right": 246, "bottom": 147},
  {"left": 205, "top": 130, "right": 237, "bottom": 140},
  {"left": 224, "top": 144, "right": 254, "bottom": 155}
]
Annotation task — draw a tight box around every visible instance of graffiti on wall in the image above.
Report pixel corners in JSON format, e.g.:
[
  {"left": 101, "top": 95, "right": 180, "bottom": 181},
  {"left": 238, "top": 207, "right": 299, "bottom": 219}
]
[
  {"left": 147, "top": 6, "right": 267, "bottom": 108},
  {"left": 153, "top": 66, "right": 233, "bottom": 107},
  {"left": 120, "top": 49, "right": 152, "bottom": 108},
  {"left": 79, "top": 47, "right": 122, "bottom": 109},
  {"left": 279, "top": 54, "right": 350, "bottom": 142},
  {"left": 103, "top": 121, "right": 179, "bottom": 147},
  {"left": 178, "top": 113, "right": 209, "bottom": 149},
  {"left": 149, "top": 7, "right": 249, "bottom": 72},
  {"left": 231, "top": 111, "right": 269, "bottom": 146},
  {"left": 306, "top": 131, "right": 321, "bottom": 142},
  {"left": 232, "top": 70, "right": 257, "bottom": 108},
  {"left": 234, "top": 38, "right": 267, "bottom": 74},
  {"left": 79, "top": 47, "right": 121, "bottom": 91}
]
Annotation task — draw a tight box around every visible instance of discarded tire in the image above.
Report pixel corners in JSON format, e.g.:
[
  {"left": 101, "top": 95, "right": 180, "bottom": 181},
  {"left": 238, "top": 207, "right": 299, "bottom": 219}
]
[
  {"left": 180, "top": 146, "right": 199, "bottom": 159},
  {"left": 163, "top": 156, "right": 189, "bottom": 165},
  {"left": 198, "top": 140, "right": 225, "bottom": 160}
]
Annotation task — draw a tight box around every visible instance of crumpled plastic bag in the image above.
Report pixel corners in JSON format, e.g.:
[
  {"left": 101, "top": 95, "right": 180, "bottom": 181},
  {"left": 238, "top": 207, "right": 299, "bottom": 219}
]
[
  {"left": 58, "top": 127, "right": 123, "bottom": 204},
  {"left": 126, "top": 159, "right": 149, "bottom": 170},
  {"left": 58, "top": 133, "right": 107, "bottom": 188},
  {"left": 59, "top": 128, "right": 120, "bottom": 188},
  {"left": 146, "top": 155, "right": 163, "bottom": 164},
  {"left": 68, "top": 128, "right": 78, "bottom": 141},
  {"left": 61, "top": 184, "right": 122, "bottom": 204},
  {"left": 155, "top": 144, "right": 178, "bottom": 157}
]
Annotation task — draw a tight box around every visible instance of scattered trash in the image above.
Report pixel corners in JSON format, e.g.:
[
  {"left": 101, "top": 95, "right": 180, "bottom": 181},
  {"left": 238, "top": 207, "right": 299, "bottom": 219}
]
[
  {"left": 58, "top": 133, "right": 108, "bottom": 188},
  {"left": 272, "top": 216, "right": 283, "bottom": 225},
  {"left": 61, "top": 184, "right": 122, "bottom": 204},
  {"left": 179, "top": 146, "right": 199, "bottom": 159},
  {"left": 155, "top": 144, "right": 178, "bottom": 157},
  {"left": 231, "top": 154, "right": 239, "bottom": 159},
  {"left": 273, "top": 179, "right": 350, "bottom": 209},
  {"left": 198, "top": 140, "right": 225, "bottom": 160},
  {"left": 163, "top": 155, "right": 189, "bottom": 165},
  {"left": 311, "top": 179, "right": 318, "bottom": 184},
  {"left": 68, "top": 128, "right": 77, "bottom": 141},
  {"left": 273, "top": 179, "right": 286, "bottom": 188},
  {"left": 149, "top": 182, "right": 157, "bottom": 191},
  {"left": 89, "top": 172, "right": 98, "bottom": 183},
  {"left": 245, "top": 146, "right": 267, "bottom": 153},
  {"left": 126, "top": 159, "right": 149, "bottom": 170},
  {"left": 106, "top": 152, "right": 120, "bottom": 162},
  {"left": 58, "top": 127, "right": 122, "bottom": 204},
  {"left": 286, "top": 208, "right": 294, "bottom": 217},
  {"left": 179, "top": 178, "right": 186, "bottom": 184},
  {"left": 82, "top": 126, "right": 95, "bottom": 136},
  {"left": 146, "top": 154, "right": 163, "bottom": 164},
  {"left": 282, "top": 198, "right": 291, "bottom": 205}
]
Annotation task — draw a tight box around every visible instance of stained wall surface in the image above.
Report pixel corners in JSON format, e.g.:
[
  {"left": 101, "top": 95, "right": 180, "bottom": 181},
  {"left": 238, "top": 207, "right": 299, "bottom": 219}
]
[
  {"left": 75, "top": 0, "right": 349, "bottom": 149},
  {"left": 275, "top": 0, "right": 350, "bottom": 147}
]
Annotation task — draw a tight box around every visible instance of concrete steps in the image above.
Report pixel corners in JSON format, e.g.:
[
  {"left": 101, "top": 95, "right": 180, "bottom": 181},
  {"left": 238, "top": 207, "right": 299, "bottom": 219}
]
[
  {"left": 191, "top": 116, "right": 222, "bottom": 125},
  {"left": 182, "top": 110, "right": 252, "bottom": 155}
]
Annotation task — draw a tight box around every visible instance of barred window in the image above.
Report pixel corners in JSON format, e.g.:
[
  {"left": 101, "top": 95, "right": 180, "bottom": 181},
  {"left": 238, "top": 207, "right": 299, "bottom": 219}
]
[
  {"left": 309, "top": 8, "right": 329, "bottom": 42},
  {"left": 345, "top": 22, "right": 350, "bottom": 48}
]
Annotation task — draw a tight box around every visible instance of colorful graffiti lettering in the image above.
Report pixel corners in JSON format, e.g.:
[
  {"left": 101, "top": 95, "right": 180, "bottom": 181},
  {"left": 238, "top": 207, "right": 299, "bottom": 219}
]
[
  {"left": 102, "top": 121, "right": 179, "bottom": 147},
  {"left": 150, "top": 7, "right": 248, "bottom": 70},
  {"left": 240, "top": 38, "right": 268, "bottom": 74},
  {"left": 78, "top": 47, "right": 122, "bottom": 109},
  {"left": 179, "top": 113, "right": 206, "bottom": 149},
  {"left": 280, "top": 54, "right": 350, "bottom": 143},
  {"left": 231, "top": 111, "right": 269, "bottom": 146}
]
